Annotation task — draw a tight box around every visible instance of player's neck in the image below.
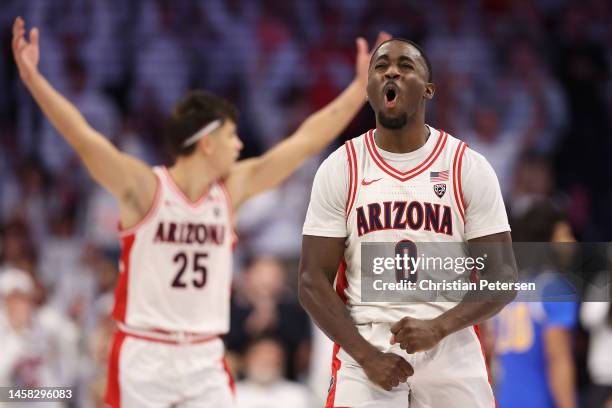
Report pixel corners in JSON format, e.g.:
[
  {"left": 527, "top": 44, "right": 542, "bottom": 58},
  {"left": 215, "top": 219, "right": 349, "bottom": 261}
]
[
  {"left": 168, "top": 156, "right": 218, "bottom": 202},
  {"left": 374, "top": 116, "right": 429, "bottom": 154}
]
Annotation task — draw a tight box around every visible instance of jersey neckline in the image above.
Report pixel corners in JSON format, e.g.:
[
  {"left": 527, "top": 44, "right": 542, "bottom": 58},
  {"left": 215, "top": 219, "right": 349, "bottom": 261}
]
[
  {"left": 162, "top": 166, "right": 211, "bottom": 208},
  {"left": 365, "top": 126, "right": 448, "bottom": 182}
]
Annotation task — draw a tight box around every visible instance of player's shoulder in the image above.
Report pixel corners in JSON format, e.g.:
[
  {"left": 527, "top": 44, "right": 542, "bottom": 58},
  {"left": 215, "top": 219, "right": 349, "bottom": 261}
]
[
  {"left": 324, "top": 142, "right": 349, "bottom": 164},
  {"left": 317, "top": 134, "right": 366, "bottom": 172}
]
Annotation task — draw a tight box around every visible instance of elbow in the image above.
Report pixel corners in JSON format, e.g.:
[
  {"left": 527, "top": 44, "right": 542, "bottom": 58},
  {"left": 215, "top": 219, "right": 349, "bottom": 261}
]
[
  {"left": 297, "top": 271, "right": 309, "bottom": 309},
  {"left": 297, "top": 269, "right": 317, "bottom": 310}
]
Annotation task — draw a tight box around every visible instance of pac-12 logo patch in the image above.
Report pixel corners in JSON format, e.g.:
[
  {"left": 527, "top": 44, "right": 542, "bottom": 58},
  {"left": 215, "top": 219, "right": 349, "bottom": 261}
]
[{"left": 434, "top": 183, "right": 446, "bottom": 198}]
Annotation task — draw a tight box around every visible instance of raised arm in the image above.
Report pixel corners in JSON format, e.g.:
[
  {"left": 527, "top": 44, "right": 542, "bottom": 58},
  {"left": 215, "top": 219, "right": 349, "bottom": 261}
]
[
  {"left": 224, "top": 32, "right": 390, "bottom": 209},
  {"left": 12, "top": 17, "right": 156, "bottom": 226}
]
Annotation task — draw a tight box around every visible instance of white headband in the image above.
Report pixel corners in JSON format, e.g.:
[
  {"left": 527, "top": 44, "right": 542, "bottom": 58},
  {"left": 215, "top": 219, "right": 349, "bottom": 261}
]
[{"left": 181, "top": 119, "right": 223, "bottom": 148}]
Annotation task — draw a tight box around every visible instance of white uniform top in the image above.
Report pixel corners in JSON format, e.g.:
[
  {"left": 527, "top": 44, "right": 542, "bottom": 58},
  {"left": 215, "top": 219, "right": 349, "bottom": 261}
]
[
  {"left": 111, "top": 166, "right": 236, "bottom": 334},
  {"left": 303, "top": 126, "right": 510, "bottom": 324}
]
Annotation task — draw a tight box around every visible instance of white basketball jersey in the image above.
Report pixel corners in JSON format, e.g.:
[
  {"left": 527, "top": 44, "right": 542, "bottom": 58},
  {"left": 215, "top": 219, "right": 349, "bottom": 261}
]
[
  {"left": 342, "top": 127, "right": 470, "bottom": 324},
  {"left": 112, "top": 166, "right": 236, "bottom": 334}
]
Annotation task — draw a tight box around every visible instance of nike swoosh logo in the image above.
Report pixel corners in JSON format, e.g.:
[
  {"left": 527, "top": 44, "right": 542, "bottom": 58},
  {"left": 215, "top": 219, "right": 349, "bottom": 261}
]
[{"left": 361, "top": 178, "right": 382, "bottom": 186}]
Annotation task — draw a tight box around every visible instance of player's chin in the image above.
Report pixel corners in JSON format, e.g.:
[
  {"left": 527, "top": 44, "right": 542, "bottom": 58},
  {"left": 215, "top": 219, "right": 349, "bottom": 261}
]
[
  {"left": 378, "top": 110, "right": 408, "bottom": 129},
  {"left": 223, "top": 157, "right": 238, "bottom": 174}
]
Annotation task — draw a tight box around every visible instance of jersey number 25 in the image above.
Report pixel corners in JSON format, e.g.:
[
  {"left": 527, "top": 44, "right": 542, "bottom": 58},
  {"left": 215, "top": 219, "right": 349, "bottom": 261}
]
[{"left": 171, "top": 252, "right": 208, "bottom": 288}]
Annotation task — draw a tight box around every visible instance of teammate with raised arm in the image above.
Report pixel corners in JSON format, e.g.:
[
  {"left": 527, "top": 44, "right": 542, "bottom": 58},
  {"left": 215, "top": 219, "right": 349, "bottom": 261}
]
[
  {"left": 12, "top": 16, "right": 390, "bottom": 408},
  {"left": 299, "top": 38, "right": 517, "bottom": 407}
]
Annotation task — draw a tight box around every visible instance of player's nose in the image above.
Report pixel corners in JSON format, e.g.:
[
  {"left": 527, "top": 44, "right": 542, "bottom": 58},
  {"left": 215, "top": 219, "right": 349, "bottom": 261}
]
[{"left": 384, "top": 65, "right": 401, "bottom": 80}]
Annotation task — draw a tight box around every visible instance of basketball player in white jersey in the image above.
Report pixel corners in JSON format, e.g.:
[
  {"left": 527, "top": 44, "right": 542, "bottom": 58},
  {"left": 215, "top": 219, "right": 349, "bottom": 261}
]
[
  {"left": 12, "top": 16, "right": 390, "bottom": 407},
  {"left": 300, "top": 38, "right": 518, "bottom": 407}
]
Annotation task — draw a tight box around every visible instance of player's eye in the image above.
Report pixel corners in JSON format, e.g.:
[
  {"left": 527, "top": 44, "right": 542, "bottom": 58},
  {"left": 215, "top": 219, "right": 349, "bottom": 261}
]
[{"left": 375, "top": 63, "right": 388, "bottom": 70}]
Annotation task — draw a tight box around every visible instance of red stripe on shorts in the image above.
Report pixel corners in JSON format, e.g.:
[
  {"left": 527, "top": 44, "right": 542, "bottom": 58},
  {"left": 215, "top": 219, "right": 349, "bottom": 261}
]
[
  {"left": 222, "top": 357, "right": 236, "bottom": 396},
  {"left": 105, "top": 330, "right": 127, "bottom": 408},
  {"left": 473, "top": 324, "right": 498, "bottom": 408},
  {"left": 326, "top": 343, "right": 342, "bottom": 408}
]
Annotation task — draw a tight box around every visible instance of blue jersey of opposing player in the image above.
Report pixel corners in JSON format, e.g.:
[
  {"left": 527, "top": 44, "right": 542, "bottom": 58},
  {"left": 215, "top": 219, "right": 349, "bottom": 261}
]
[{"left": 494, "top": 274, "right": 578, "bottom": 408}]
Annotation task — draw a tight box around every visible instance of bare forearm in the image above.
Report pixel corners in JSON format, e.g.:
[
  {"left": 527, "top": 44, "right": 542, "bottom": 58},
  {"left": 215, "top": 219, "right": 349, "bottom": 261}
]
[
  {"left": 230, "top": 79, "right": 366, "bottom": 205},
  {"left": 23, "top": 71, "right": 100, "bottom": 153},
  {"left": 299, "top": 272, "right": 377, "bottom": 364},
  {"left": 296, "top": 79, "right": 365, "bottom": 156},
  {"left": 545, "top": 328, "right": 576, "bottom": 408},
  {"left": 548, "top": 357, "right": 576, "bottom": 408},
  {"left": 434, "top": 299, "right": 511, "bottom": 338},
  {"left": 435, "top": 232, "right": 518, "bottom": 337}
]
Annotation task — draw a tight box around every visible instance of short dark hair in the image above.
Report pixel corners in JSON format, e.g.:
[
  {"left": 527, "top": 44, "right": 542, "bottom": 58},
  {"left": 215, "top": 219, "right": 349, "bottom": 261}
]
[
  {"left": 512, "top": 200, "right": 567, "bottom": 242},
  {"left": 165, "top": 90, "right": 239, "bottom": 157},
  {"left": 370, "top": 38, "right": 433, "bottom": 82}
]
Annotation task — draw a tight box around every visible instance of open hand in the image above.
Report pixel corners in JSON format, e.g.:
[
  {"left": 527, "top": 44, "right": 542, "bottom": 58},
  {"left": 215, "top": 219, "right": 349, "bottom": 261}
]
[
  {"left": 355, "top": 31, "right": 392, "bottom": 89},
  {"left": 390, "top": 316, "right": 445, "bottom": 353},
  {"left": 12, "top": 17, "right": 40, "bottom": 82}
]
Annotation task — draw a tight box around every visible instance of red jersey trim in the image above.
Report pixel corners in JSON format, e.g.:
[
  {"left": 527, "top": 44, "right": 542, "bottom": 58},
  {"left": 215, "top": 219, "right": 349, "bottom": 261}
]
[
  {"left": 365, "top": 129, "right": 448, "bottom": 182},
  {"left": 452, "top": 142, "right": 468, "bottom": 222},
  {"left": 162, "top": 166, "right": 211, "bottom": 208},
  {"left": 345, "top": 140, "right": 358, "bottom": 218},
  {"left": 118, "top": 172, "right": 162, "bottom": 237},
  {"left": 335, "top": 259, "right": 349, "bottom": 303},
  {"left": 119, "top": 330, "right": 219, "bottom": 345},
  {"left": 111, "top": 234, "right": 136, "bottom": 322},
  {"left": 327, "top": 259, "right": 349, "bottom": 408},
  {"left": 326, "top": 343, "right": 342, "bottom": 408},
  {"left": 218, "top": 180, "right": 239, "bottom": 250},
  {"left": 222, "top": 357, "right": 236, "bottom": 397}
]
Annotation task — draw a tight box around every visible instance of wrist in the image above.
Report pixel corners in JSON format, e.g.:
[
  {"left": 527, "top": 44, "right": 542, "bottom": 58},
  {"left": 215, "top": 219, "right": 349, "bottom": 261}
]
[
  {"left": 20, "top": 69, "right": 40, "bottom": 88},
  {"left": 432, "top": 315, "right": 452, "bottom": 340},
  {"left": 350, "top": 78, "right": 367, "bottom": 99},
  {"left": 346, "top": 339, "right": 379, "bottom": 366}
]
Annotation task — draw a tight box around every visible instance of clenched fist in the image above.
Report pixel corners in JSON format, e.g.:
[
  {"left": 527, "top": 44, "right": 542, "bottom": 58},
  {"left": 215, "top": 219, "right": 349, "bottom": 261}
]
[
  {"left": 390, "top": 316, "right": 445, "bottom": 353},
  {"left": 362, "top": 351, "right": 414, "bottom": 391}
]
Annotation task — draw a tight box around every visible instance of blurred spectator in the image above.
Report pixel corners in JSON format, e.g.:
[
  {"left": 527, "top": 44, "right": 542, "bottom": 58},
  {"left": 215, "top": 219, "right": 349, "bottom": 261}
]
[
  {"left": 236, "top": 157, "right": 318, "bottom": 260},
  {"left": 38, "top": 206, "right": 84, "bottom": 297},
  {"left": 509, "top": 152, "right": 556, "bottom": 218},
  {"left": 39, "top": 56, "right": 119, "bottom": 177},
  {"left": 497, "top": 39, "right": 567, "bottom": 153},
  {"left": 424, "top": 0, "right": 495, "bottom": 84},
  {"left": 494, "top": 201, "right": 578, "bottom": 408},
  {"left": 0, "top": 218, "right": 37, "bottom": 271},
  {"left": 10, "top": 158, "right": 51, "bottom": 246},
  {"left": 79, "top": 293, "right": 115, "bottom": 408},
  {"left": 226, "top": 256, "right": 310, "bottom": 380},
  {"left": 462, "top": 104, "right": 521, "bottom": 198},
  {"left": 307, "top": 323, "right": 334, "bottom": 407},
  {"left": 0, "top": 268, "right": 78, "bottom": 391},
  {"left": 580, "top": 272, "right": 612, "bottom": 408},
  {"left": 236, "top": 337, "right": 311, "bottom": 408},
  {"left": 131, "top": 0, "right": 189, "bottom": 119}
]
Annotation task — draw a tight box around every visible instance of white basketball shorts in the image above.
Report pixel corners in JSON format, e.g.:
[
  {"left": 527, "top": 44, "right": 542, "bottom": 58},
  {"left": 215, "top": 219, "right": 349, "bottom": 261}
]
[{"left": 326, "top": 322, "right": 495, "bottom": 408}]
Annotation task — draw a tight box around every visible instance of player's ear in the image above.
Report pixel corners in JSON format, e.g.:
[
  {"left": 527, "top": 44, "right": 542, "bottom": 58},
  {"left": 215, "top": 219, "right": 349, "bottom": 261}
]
[
  {"left": 424, "top": 83, "right": 435, "bottom": 100},
  {"left": 197, "top": 135, "right": 215, "bottom": 155}
]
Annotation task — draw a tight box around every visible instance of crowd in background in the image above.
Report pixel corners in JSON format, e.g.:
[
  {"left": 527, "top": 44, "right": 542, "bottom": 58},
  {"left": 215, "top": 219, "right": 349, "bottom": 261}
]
[{"left": 0, "top": 0, "right": 610, "bottom": 407}]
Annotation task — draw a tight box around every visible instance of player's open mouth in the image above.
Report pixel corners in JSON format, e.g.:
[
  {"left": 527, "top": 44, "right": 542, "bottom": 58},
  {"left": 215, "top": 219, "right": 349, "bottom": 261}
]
[{"left": 384, "top": 84, "right": 398, "bottom": 108}]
